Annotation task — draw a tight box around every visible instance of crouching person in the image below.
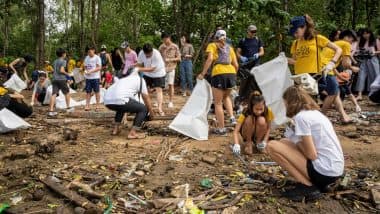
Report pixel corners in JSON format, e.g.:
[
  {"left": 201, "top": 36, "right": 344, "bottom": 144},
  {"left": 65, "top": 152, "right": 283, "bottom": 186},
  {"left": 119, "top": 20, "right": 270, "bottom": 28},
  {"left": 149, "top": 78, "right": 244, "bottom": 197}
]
[
  {"left": 232, "top": 91, "right": 274, "bottom": 155},
  {"left": 266, "top": 86, "right": 344, "bottom": 202},
  {"left": 104, "top": 68, "right": 154, "bottom": 138},
  {"left": 0, "top": 86, "right": 33, "bottom": 118}
]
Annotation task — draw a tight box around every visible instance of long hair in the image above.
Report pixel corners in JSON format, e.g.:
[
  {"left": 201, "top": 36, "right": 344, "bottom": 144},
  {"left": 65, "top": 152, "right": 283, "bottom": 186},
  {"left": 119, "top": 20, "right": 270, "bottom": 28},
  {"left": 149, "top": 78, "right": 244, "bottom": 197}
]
[
  {"left": 329, "top": 29, "right": 341, "bottom": 42},
  {"left": 359, "top": 28, "right": 376, "bottom": 48},
  {"left": 304, "top": 14, "right": 317, "bottom": 40},
  {"left": 245, "top": 91, "right": 268, "bottom": 120},
  {"left": 282, "top": 86, "right": 320, "bottom": 118}
]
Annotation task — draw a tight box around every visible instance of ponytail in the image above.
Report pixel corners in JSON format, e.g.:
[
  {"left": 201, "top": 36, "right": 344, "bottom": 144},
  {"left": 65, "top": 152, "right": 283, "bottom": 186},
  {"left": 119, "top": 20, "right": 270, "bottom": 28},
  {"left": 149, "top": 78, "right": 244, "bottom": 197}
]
[{"left": 304, "top": 14, "right": 317, "bottom": 40}]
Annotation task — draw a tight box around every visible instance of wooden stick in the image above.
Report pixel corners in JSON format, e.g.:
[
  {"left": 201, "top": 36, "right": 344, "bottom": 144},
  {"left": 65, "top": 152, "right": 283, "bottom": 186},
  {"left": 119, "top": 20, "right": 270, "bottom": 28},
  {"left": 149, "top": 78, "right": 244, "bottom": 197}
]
[
  {"left": 40, "top": 176, "right": 101, "bottom": 211},
  {"left": 67, "top": 180, "right": 105, "bottom": 198},
  {"left": 199, "top": 193, "right": 245, "bottom": 210}
]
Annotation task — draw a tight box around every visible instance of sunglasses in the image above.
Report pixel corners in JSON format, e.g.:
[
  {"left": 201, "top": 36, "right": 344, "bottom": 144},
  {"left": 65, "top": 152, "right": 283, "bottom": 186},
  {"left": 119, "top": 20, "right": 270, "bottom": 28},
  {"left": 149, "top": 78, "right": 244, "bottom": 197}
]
[{"left": 250, "top": 30, "right": 257, "bottom": 33}]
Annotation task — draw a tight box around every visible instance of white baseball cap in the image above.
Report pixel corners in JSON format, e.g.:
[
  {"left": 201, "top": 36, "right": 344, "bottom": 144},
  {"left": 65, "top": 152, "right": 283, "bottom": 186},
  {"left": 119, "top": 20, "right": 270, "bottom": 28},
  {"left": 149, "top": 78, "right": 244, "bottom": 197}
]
[{"left": 215, "top": 30, "right": 227, "bottom": 41}]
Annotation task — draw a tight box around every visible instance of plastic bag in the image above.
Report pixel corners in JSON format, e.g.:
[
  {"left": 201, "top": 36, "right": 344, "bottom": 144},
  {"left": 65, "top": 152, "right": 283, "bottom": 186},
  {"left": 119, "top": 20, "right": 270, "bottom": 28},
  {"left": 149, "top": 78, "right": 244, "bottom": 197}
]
[
  {"left": 251, "top": 53, "right": 294, "bottom": 126},
  {"left": 291, "top": 73, "right": 319, "bottom": 95},
  {"left": 169, "top": 79, "right": 212, "bottom": 140},
  {"left": 72, "top": 68, "right": 84, "bottom": 83},
  {"left": 3, "top": 74, "right": 27, "bottom": 92},
  {"left": 0, "top": 108, "right": 31, "bottom": 133}
]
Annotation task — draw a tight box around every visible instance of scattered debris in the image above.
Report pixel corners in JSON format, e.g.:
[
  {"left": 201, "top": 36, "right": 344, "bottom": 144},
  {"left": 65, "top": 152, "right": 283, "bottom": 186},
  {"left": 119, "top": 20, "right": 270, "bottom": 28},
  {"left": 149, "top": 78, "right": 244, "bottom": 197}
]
[{"left": 202, "top": 155, "right": 217, "bottom": 165}]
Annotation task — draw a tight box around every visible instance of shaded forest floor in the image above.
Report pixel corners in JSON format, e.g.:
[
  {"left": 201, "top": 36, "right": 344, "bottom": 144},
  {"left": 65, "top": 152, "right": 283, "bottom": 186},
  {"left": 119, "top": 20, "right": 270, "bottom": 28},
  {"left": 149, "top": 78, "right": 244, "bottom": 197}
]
[{"left": 0, "top": 89, "right": 379, "bottom": 214}]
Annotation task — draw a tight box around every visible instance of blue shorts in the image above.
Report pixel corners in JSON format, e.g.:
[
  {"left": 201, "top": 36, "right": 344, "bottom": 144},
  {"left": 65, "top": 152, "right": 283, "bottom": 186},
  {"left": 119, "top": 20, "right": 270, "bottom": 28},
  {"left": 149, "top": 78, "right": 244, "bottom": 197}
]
[
  {"left": 85, "top": 79, "right": 100, "bottom": 93},
  {"left": 319, "top": 75, "right": 339, "bottom": 96}
]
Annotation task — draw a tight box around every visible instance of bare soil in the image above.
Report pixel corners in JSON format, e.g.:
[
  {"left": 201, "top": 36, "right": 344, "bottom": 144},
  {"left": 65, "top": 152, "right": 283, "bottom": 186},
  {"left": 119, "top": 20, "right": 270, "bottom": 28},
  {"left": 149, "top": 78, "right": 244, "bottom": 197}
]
[{"left": 0, "top": 90, "right": 379, "bottom": 214}]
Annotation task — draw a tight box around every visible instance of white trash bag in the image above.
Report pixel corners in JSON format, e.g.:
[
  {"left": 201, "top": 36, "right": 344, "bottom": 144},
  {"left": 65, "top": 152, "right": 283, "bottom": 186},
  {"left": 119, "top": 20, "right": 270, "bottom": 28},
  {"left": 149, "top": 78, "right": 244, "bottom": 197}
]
[
  {"left": 169, "top": 79, "right": 213, "bottom": 140},
  {"left": 251, "top": 53, "right": 294, "bottom": 126},
  {"left": 72, "top": 68, "right": 85, "bottom": 83},
  {"left": 0, "top": 108, "right": 31, "bottom": 133},
  {"left": 3, "top": 74, "right": 27, "bottom": 92}
]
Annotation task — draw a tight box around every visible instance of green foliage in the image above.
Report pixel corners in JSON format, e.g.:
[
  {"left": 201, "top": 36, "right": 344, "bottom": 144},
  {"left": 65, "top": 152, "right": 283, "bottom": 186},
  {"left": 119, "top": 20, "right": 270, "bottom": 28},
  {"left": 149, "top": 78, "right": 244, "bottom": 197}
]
[{"left": 0, "top": 0, "right": 379, "bottom": 70}]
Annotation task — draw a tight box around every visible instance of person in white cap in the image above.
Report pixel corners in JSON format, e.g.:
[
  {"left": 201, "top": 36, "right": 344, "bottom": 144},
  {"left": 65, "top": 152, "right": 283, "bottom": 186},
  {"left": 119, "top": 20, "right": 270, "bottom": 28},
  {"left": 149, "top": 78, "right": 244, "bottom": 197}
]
[{"left": 197, "top": 29, "right": 239, "bottom": 136}]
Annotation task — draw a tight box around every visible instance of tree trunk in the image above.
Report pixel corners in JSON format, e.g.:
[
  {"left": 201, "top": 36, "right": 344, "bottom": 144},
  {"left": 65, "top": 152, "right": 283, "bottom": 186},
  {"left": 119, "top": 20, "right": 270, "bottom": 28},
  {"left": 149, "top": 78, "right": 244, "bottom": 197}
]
[
  {"left": 36, "top": 0, "right": 45, "bottom": 69},
  {"left": 352, "top": 0, "right": 357, "bottom": 29},
  {"left": 2, "top": 0, "right": 10, "bottom": 57},
  {"left": 79, "top": 0, "right": 85, "bottom": 57},
  {"left": 365, "top": 0, "right": 370, "bottom": 27},
  {"left": 95, "top": 0, "right": 100, "bottom": 47},
  {"left": 91, "top": 0, "right": 97, "bottom": 48}
]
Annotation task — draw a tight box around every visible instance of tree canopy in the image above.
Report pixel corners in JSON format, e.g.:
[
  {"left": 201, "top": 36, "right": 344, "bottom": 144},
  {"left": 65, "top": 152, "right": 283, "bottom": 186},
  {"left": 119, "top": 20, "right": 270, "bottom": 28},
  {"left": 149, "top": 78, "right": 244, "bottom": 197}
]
[{"left": 0, "top": 0, "right": 379, "bottom": 68}]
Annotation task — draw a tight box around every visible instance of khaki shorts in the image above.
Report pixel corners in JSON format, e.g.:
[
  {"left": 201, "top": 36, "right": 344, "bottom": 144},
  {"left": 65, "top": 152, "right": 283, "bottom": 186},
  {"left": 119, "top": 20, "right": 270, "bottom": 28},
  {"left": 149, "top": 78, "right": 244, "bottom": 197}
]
[{"left": 165, "top": 70, "right": 175, "bottom": 85}]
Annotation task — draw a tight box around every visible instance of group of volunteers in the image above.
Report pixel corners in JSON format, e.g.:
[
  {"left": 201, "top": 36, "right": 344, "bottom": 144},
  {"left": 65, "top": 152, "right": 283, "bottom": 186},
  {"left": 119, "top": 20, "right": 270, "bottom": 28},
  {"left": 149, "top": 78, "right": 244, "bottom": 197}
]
[{"left": 1, "top": 13, "right": 380, "bottom": 204}]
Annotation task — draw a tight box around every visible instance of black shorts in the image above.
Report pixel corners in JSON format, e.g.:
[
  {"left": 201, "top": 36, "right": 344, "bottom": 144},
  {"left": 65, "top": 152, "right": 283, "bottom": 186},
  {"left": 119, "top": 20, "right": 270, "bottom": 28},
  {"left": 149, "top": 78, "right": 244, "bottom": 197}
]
[
  {"left": 144, "top": 76, "right": 165, "bottom": 88},
  {"left": 52, "top": 80, "right": 69, "bottom": 95},
  {"left": 211, "top": 73, "right": 236, "bottom": 89},
  {"left": 307, "top": 160, "right": 340, "bottom": 192}
]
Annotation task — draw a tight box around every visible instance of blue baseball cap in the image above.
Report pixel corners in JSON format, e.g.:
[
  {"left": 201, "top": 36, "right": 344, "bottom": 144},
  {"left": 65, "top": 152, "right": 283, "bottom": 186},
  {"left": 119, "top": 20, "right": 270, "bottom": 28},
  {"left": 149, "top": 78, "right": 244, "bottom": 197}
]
[{"left": 289, "top": 16, "right": 306, "bottom": 36}]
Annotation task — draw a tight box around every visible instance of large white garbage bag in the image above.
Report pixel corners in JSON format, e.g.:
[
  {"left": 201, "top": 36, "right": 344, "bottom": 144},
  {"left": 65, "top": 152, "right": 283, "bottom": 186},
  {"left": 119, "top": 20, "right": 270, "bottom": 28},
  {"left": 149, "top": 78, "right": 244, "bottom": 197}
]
[
  {"left": 43, "top": 85, "right": 105, "bottom": 109},
  {"left": 0, "top": 108, "right": 31, "bottom": 133},
  {"left": 251, "top": 53, "right": 294, "bottom": 126},
  {"left": 169, "top": 79, "right": 213, "bottom": 140},
  {"left": 72, "top": 68, "right": 85, "bottom": 83},
  {"left": 3, "top": 74, "right": 27, "bottom": 92}
]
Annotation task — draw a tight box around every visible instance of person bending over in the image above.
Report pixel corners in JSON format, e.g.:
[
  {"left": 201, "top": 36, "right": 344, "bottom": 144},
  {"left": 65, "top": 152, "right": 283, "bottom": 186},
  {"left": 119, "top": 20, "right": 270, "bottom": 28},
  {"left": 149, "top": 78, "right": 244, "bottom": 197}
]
[{"left": 104, "top": 69, "right": 154, "bottom": 139}]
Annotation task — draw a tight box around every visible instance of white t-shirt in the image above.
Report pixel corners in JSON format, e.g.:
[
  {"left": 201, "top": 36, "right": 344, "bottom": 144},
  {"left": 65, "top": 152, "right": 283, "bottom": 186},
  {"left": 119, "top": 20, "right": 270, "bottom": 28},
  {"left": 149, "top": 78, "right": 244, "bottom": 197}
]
[
  {"left": 104, "top": 72, "right": 148, "bottom": 105},
  {"left": 294, "top": 110, "right": 344, "bottom": 177},
  {"left": 137, "top": 49, "right": 166, "bottom": 78},
  {"left": 84, "top": 55, "right": 102, "bottom": 79}
]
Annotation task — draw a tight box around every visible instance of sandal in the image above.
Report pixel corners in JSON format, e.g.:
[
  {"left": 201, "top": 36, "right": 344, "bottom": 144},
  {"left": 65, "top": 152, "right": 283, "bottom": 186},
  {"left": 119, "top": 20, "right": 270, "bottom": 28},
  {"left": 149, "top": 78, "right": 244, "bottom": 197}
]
[{"left": 127, "top": 134, "right": 146, "bottom": 139}]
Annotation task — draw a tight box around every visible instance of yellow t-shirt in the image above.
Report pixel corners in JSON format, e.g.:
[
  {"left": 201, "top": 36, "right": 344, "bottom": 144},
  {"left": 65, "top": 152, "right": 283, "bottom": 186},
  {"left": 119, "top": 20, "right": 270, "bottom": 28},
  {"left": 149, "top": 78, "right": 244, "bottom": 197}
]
[
  {"left": 67, "top": 59, "right": 76, "bottom": 74},
  {"left": 290, "top": 34, "right": 330, "bottom": 75},
  {"left": 0, "top": 87, "right": 8, "bottom": 96},
  {"left": 321, "top": 40, "right": 351, "bottom": 75},
  {"left": 44, "top": 65, "right": 53, "bottom": 73},
  {"left": 237, "top": 107, "right": 274, "bottom": 124},
  {"left": 206, "top": 43, "right": 237, "bottom": 76}
]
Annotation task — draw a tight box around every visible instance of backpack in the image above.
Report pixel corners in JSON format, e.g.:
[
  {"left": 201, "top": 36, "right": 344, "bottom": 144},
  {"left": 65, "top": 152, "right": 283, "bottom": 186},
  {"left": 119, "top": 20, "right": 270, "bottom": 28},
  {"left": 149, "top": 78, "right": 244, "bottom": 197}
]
[
  {"left": 215, "top": 44, "right": 231, "bottom": 65},
  {"left": 100, "top": 53, "right": 107, "bottom": 66}
]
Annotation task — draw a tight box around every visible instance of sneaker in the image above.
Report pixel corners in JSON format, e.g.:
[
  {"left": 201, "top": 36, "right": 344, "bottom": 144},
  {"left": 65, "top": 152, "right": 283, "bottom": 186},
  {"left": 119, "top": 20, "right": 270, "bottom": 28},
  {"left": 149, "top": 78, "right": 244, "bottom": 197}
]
[
  {"left": 212, "top": 128, "right": 227, "bottom": 136},
  {"left": 281, "top": 183, "right": 322, "bottom": 202},
  {"left": 168, "top": 102, "right": 174, "bottom": 108},
  {"left": 230, "top": 117, "right": 237, "bottom": 125},
  {"left": 48, "top": 111, "right": 58, "bottom": 117},
  {"left": 66, "top": 107, "right": 75, "bottom": 113}
]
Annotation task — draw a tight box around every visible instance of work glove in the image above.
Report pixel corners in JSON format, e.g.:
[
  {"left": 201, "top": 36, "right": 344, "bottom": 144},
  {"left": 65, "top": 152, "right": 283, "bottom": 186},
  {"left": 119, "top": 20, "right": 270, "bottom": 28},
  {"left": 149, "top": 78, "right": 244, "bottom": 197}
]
[
  {"left": 256, "top": 140, "right": 267, "bottom": 152},
  {"left": 240, "top": 56, "right": 248, "bottom": 63},
  {"left": 322, "top": 61, "right": 335, "bottom": 78},
  {"left": 253, "top": 53, "right": 260, "bottom": 61},
  {"left": 232, "top": 144, "right": 241, "bottom": 155}
]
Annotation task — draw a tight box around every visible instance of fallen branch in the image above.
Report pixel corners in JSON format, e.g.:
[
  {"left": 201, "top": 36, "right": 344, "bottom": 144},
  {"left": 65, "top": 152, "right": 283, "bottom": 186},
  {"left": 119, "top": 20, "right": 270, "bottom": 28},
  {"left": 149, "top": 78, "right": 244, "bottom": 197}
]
[
  {"left": 67, "top": 180, "right": 105, "bottom": 198},
  {"left": 40, "top": 176, "right": 101, "bottom": 211},
  {"left": 199, "top": 193, "right": 245, "bottom": 210}
]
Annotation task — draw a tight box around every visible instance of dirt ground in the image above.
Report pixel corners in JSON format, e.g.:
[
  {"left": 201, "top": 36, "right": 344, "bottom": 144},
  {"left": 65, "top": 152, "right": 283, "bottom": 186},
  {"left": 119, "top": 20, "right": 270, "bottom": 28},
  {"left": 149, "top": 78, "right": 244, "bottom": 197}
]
[{"left": 0, "top": 89, "right": 379, "bottom": 214}]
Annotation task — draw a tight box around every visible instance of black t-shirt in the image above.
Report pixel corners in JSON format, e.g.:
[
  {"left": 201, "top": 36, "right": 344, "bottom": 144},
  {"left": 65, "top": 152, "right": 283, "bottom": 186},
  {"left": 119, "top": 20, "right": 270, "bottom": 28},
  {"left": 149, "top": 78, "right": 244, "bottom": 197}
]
[{"left": 238, "top": 37, "right": 263, "bottom": 58}]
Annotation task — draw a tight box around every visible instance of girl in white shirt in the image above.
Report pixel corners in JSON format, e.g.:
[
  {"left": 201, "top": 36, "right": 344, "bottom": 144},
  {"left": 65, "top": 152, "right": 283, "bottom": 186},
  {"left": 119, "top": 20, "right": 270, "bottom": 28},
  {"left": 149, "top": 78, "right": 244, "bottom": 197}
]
[{"left": 266, "top": 86, "right": 344, "bottom": 202}]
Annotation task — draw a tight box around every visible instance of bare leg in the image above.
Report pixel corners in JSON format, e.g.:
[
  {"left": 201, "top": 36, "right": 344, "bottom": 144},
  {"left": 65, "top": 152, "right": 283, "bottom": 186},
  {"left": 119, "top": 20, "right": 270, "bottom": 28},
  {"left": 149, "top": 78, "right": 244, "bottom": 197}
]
[
  {"left": 155, "top": 87, "right": 164, "bottom": 114},
  {"left": 266, "top": 139, "right": 312, "bottom": 186},
  {"left": 357, "top": 92, "right": 363, "bottom": 101},
  {"left": 85, "top": 93, "right": 91, "bottom": 110},
  {"left": 321, "top": 95, "right": 336, "bottom": 112},
  {"left": 65, "top": 94, "right": 71, "bottom": 109},
  {"left": 241, "top": 116, "right": 255, "bottom": 155},
  {"left": 112, "top": 123, "right": 120, "bottom": 135},
  {"left": 169, "top": 84, "right": 174, "bottom": 103},
  {"left": 95, "top": 92, "right": 100, "bottom": 109},
  {"left": 223, "top": 89, "right": 234, "bottom": 118},
  {"left": 334, "top": 96, "right": 351, "bottom": 122},
  {"left": 49, "top": 94, "right": 57, "bottom": 112},
  {"left": 348, "top": 94, "right": 361, "bottom": 111},
  {"left": 212, "top": 87, "right": 225, "bottom": 129}
]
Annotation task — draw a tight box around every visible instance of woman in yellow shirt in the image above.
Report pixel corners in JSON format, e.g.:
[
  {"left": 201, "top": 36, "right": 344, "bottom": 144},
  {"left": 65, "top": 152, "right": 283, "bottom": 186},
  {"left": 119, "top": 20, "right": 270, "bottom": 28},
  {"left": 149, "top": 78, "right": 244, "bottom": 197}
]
[
  {"left": 232, "top": 91, "right": 274, "bottom": 155},
  {"left": 288, "top": 15, "right": 345, "bottom": 121},
  {"left": 198, "top": 29, "right": 239, "bottom": 135}
]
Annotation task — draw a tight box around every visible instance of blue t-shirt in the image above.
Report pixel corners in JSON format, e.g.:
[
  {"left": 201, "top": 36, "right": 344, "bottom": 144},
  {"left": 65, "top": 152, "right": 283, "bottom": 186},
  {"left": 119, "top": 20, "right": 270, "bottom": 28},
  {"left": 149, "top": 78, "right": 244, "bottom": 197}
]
[{"left": 238, "top": 37, "right": 263, "bottom": 58}]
